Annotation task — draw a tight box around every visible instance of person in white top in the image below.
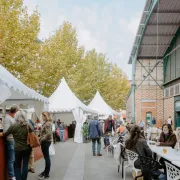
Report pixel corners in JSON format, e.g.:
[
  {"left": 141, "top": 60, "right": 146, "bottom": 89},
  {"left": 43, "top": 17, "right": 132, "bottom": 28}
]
[
  {"left": 167, "top": 116, "right": 172, "bottom": 125},
  {"left": 138, "top": 120, "right": 145, "bottom": 129},
  {"left": 3, "top": 105, "right": 19, "bottom": 180}
]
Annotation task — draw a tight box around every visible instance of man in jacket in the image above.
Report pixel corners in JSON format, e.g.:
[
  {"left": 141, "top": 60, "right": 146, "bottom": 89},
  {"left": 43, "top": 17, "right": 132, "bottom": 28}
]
[
  {"left": 89, "top": 116, "right": 102, "bottom": 156},
  {"left": 3, "top": 105, "right": 19, "bottom": 180},
  {"left": 104, "top": 115, "right": 115, "bottom": 149}
]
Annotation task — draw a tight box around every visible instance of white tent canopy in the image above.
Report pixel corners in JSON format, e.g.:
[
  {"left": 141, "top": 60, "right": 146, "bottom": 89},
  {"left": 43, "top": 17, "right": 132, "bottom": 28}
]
[
  {"left": 88, "top": 91, "right": 120, "bottom": 117},
  {"left": 0, "top": 65, "right": 49, "bottom": 117},
  {"left": 49, "top": 77, "right": 97, "bottom": 143},
  {"left": 49, "top": 78, "right": 96, "bottom": 114}
]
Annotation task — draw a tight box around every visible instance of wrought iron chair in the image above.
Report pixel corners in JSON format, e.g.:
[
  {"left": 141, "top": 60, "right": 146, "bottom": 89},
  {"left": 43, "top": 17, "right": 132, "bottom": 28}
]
[{"left": 165, "top": 161, "right": 180, "bottom": 180}]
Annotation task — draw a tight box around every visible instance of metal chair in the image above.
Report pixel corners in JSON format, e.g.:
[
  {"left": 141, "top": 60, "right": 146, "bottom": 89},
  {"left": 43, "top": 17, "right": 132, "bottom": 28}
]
[{"left": 165, "top": 161, "right": 180, "bottom": 180}]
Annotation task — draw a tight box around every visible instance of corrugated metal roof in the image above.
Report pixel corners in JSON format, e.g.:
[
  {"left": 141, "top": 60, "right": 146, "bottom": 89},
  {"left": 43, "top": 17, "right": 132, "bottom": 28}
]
[{"left": 128, "top": 0, "right": 180, "bottom": 64}]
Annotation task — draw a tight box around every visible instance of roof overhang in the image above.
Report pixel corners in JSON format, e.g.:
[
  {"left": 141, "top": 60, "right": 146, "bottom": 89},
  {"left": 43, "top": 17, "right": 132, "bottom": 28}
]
[{"left": 128, "top": 0, "right": 180, "bottom": 64}]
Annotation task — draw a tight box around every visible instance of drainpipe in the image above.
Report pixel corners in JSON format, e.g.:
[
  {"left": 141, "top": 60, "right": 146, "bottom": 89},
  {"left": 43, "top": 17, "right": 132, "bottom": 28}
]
[{"left": 131, "top": 55, "right": 136, "bottom": 124}]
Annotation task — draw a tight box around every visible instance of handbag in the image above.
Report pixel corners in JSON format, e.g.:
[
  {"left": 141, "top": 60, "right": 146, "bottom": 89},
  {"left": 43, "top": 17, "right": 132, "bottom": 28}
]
[{"left": 27, "top": 125, "right": 40, "bottom": 148}]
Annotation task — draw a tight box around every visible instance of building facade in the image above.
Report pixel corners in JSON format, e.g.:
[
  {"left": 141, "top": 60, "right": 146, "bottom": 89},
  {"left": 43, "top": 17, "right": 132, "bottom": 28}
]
[
  {"left": 164, "top": 30, "right": 180, "bottom": 128},
  {"left": 126, "top": 0, "right": 180, "bottom": 128}
]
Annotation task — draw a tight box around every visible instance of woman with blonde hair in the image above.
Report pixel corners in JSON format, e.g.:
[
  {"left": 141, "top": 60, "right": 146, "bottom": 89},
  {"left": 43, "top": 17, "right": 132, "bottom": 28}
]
[
  {"left": 38, "top": 112, "right": 53, "bottom": 179},
  {"left": 4, "top": 110, "right": 32, "bottom": 180}
]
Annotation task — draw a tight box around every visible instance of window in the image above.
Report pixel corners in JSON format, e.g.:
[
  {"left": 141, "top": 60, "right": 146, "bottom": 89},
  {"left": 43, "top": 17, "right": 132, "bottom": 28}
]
[
  {"left": 170, "top": 86, "right": 174, "bottom": 97},
  {"left": 165, "top": 88, "right": 169, "bottom": 97},
  {"left": 175, "top": 84, "right": 180, "bottom": 95}
]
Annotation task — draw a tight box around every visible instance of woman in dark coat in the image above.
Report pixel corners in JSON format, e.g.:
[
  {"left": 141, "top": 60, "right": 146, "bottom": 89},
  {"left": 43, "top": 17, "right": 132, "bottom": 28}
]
[
  {"left": 156, "top": 124, "right": 177, "bottom": 148},
  {"left": 125, "top": 125, "right": 166, "bottom": 179},
  {"left": 125, "top": 125, "right": 152, "bottom": 169}
]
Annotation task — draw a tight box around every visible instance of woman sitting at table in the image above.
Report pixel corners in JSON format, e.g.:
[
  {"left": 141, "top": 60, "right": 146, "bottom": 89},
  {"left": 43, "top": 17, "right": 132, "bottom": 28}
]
[
  {"left": 125, "top": 125, "right": 152, "bottom": 168},
  {"left": 126, "top": 125, "right": 166, "bottom": 179},
  {"left": 156, "top": 124, "right": 177, "bottom": 148}
]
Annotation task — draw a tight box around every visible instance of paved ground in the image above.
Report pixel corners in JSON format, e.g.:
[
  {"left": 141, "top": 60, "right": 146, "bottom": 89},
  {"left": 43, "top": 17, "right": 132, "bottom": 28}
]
[{"left": 28, "top": 139, "right": 133, "bottom": 180}]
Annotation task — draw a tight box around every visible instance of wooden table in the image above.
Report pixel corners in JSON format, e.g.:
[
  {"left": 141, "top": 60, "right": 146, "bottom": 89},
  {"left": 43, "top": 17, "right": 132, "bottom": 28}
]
[{"left": 0, "top": 133, "right": 43, "bottom": 180}]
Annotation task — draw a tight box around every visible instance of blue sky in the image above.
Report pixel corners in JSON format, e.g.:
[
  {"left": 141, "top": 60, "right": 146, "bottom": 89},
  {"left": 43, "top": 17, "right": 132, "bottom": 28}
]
[{"left": 23, "top": 0, "right": 146, "bottom": 79}]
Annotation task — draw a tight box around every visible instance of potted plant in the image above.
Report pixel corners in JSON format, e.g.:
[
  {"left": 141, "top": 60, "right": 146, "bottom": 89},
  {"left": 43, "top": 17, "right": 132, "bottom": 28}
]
[{"left": 82, "top": 123, "right": 89, "bottom": 143}]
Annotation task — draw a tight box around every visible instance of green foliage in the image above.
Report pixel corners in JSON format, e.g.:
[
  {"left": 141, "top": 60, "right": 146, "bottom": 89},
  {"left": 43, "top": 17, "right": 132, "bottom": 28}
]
[{"left": 1, "top": 0, "right": 130, "bottom": 110}]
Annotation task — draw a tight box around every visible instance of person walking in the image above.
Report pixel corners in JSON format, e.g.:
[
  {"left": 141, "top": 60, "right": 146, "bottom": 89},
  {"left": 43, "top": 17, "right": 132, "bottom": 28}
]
[
  {"left": 3, "top": 105, "right": 19, "bottom": 180},
  {"left": 89, "top": 116, "right": 102, "bottom": 156},
  {"left": 4, "top": 110, "right": 32, "bottom": 180},
  {"left": 38, "top": 112, "right": 53, "bottom": 179},
  {"left": 104, "top": 115, "right": 115, "bottom": 149},
  {"left": 59, "top": 122, "right": 65, "bottom": 142}
]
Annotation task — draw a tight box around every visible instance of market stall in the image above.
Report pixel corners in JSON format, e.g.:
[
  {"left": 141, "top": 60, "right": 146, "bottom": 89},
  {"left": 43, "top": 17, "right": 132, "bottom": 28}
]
[
  {"left": 49, "top": 78, "right": 97, "bottom": 143},
  {"left": 0, "top": 65, "right": 49, "bottom": 180}
]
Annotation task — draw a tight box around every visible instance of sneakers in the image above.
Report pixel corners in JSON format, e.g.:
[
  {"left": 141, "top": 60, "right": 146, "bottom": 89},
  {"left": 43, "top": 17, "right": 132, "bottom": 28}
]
[
  {"left": 93, "top": 153, "right": 96, "bottom": 156},
  {"left": 37, "top": 172, "right": 50, "bottom": 179}
]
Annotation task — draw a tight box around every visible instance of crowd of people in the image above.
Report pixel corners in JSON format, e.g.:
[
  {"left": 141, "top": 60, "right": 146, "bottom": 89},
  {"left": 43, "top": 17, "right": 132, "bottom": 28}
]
[
  {"left": 88, "top": 114, "right": 178, "bottom": 179},
  {"left": 1, "top": 106, "right": 177, "bottom": 180},
  {"left": 1, "top": 105, "right": 53, "bottom": 180}
]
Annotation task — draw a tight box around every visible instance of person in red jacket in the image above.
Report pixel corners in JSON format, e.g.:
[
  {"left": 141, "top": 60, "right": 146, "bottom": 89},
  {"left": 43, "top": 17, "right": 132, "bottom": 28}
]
[{"left": 103, "top": 115, "right": 115, "bottom": 149}]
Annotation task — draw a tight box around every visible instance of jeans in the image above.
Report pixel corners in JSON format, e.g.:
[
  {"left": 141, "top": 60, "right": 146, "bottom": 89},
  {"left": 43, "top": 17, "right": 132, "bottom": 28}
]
[
  {"left": 41, "top": 141, "right": 51, "bottom": 176},
  {"left": 15, "top": 147, "right": 32, "bottom": 180},
  {"left": 5, "top": 140, "right": 15, "bottom": 178},
  {"left": 60, "top": 130, "right": 64, "bottom": 141},
  {"left": 104, "top": 131, "right": 111, "bottom": 146},
  {"left": 92, "top": 138, "right": 101, "bottom": 154}
]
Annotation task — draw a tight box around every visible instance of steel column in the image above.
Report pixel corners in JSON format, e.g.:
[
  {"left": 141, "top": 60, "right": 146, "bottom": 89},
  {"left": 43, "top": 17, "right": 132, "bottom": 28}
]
[{"left": 131, "top": 55, "right": 136, "bottom": 124}]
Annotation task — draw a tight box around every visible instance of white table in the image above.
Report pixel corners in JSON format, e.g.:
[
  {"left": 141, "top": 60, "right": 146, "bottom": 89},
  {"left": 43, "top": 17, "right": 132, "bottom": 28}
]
[
  {"left": 149, "top": 145, "right": 180, "bottom": 162},
  {"left": 171, "top": 161, "right": 180, "bottom": 167}
]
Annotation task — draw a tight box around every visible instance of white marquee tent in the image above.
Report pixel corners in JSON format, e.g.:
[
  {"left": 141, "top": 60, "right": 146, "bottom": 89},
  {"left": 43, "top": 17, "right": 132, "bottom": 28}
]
[
  {"left": 0, "top": 65, "right": 49, "bottom": 117},
  {"left": 49, "top": 77, "right": 97, "bottom": 143},
  {"left": 88, "top": 91, "right": 120, "bottom": 119}
]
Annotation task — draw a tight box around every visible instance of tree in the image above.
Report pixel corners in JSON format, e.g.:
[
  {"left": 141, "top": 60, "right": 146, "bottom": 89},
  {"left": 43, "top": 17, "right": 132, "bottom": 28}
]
[
  {"left": 0, "top": 1, "right": 130, "bottom": 110},
  {"left": 71, "top": 49, "right": 130, "bottom": 110},
  {"left": 37, "top": 21, "right": 85, "bottom": 96},
  {"left": 0, "top": 0, "right": 40, "bottom": 86}
]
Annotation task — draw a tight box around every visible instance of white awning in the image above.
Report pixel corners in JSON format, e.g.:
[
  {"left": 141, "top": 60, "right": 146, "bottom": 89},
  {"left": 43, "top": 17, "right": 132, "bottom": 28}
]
[{"left": 0, "top": 65, "right": 48, "bottom": 103}]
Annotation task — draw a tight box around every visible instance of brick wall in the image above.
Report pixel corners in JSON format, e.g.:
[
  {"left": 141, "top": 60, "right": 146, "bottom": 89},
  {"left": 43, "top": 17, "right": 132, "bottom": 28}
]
[
  {"left": 134, "top": 59, "right": 164, "bottom": 126},
  {"left": 164, "top": 97, "right": 174, "bottom": 124}
]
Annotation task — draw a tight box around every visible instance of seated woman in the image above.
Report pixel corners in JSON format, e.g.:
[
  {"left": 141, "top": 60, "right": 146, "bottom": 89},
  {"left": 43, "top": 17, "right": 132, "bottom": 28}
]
[
  {"left": 125, "top": 125, "right": 166, "bottom": 179},
  {"left": 156, "top": 124, "right": 177, "bottom": 148},
  {"left": 125, "top": 125, "right": 152, "bottom": 169}
]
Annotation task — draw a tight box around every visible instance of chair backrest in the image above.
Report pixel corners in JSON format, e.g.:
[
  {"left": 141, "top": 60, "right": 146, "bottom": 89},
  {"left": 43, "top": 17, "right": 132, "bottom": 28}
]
[
  {"left": 165, "top": 161, "right": 180, "bottom": 180},
  {"left": 126, "top": 149, "right": 138, "bottom": 167}
]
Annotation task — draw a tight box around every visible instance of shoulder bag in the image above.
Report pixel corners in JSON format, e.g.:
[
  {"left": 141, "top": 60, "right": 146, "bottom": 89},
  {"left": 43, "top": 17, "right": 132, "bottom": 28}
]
[{"left": 27, "top": 125, "right": 40, "bottom": 148}]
